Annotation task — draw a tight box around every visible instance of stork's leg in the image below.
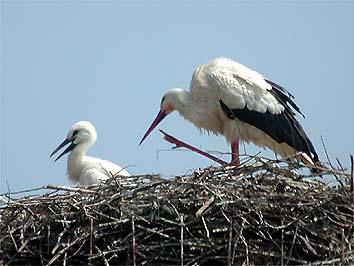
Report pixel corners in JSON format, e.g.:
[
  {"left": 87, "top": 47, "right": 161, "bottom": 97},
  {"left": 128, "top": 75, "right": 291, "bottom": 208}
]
[
  {"left": 231, "top": 139, "right": 240, "bottom": 166},
  {"left": 159, "top": 130, "right": 227, "bottom": 165}
]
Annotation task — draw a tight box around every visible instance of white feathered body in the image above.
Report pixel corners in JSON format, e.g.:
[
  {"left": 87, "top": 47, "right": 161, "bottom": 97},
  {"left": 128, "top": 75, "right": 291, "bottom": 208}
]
[
  {"left": 178, "top": 57, "right": 308, "bottom": 160},
  {"left": 67, "top": 152, "right": 130, "bottom": 186}
]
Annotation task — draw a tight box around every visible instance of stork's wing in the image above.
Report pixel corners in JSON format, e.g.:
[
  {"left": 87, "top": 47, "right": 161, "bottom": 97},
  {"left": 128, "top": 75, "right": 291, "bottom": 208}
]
[
  {"left": 264, "top": 79, "right": 304, "bottom": 118},
  {"left": 80, "top": 168, "right": 110, "bottom": 186},
  {"left": 189, "top": 57, "right": 284, "bottom": 115},
  {"left": 219, "top": 98, "right": 319, "bottom": 163},
  {"left": 81, "top": 157, "right": 130, "bottom": 185},
  {"left": 209, "top": 72, "right": 285, "bottom": 115},
  {"left": 213, "top": 70, "right": 319, "bottom": 163}
]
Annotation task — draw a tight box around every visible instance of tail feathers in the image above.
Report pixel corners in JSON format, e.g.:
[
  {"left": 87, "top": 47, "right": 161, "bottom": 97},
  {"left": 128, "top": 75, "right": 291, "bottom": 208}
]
[{"left": 297, "top": 152, "right": 323, "bottom": 175}]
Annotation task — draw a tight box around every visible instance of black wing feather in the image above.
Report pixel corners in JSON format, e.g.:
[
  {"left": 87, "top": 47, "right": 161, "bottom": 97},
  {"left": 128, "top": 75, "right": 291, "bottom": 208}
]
[
  {"left": 265, "top": 79, "right": 304, "bottom": 118},
  {"left": 219, "top": 80, "right": 319, "bottom": 163}
]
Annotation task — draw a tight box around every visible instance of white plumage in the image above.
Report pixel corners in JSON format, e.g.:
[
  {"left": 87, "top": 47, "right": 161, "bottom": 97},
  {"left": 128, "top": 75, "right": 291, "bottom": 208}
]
[
  {"left": 50, "top": 121, "right": 130, "bottom": 186},
  {"left": 192, "top": 58, "right": 284, "bottom": 114},
  {"left": 140, "top": 57, "right": 319, "bottom": 166}
]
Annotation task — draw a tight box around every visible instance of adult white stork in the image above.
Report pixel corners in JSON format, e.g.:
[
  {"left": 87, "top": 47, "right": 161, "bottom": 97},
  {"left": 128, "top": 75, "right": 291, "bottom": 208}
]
[
  {"left": 139, "top": 57, "right": 319, "bottom": 166},
  {"left": 50, "top": 121, "right": 130, "bottom": 185}
]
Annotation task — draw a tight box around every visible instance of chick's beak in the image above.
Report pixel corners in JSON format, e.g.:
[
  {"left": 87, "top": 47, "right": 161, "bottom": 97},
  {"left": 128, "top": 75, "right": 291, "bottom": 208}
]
[{"left": 50, "top": 138, "right": 77, "bottom": 162}]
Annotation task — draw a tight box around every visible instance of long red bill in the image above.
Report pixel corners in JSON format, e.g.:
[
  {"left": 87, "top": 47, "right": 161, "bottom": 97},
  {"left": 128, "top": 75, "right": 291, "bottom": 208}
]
[{"left": 139, "top": 110, "right": 167, "bottom": 145}]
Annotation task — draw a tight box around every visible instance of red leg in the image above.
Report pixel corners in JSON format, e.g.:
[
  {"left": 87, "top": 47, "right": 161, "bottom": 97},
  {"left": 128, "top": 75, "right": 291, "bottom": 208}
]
[
  {"left": 159, "top": 130, "right": 227, "bottom": 165},
  {"left": 231, "top": 139, "right": 240, "bottom": 166}
]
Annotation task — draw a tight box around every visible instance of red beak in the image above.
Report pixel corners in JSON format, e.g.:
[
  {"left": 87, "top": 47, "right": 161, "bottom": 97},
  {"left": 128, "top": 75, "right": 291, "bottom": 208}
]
[{"left": 139, "top": 110, "right": 167, "bottom": 145}]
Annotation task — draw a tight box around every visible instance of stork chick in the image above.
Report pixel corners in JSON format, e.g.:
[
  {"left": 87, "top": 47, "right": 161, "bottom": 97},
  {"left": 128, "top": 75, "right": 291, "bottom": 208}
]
[{"left": 50, "top": 121, "right": 130, "bottom": 185}]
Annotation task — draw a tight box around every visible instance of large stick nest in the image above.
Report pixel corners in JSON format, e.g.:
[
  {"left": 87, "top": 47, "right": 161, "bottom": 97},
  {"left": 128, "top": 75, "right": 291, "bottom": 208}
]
[{"left": 1, "top": 157, "right": 353, "bottom": 265}]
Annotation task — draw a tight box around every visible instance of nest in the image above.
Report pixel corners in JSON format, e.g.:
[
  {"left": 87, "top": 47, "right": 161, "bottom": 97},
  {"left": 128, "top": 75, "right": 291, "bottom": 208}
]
[{"left": 1, "top": 156, "right": 353, "bottom": 265}]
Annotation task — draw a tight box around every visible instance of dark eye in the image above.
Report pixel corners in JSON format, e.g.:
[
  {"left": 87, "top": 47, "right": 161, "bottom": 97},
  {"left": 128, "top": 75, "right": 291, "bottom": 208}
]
[
  {"left": 72, "top": 130, "right": 79, "bottom": 137},
  {"left": 161, "top": 96, "right": 166, "bottom": 105}
]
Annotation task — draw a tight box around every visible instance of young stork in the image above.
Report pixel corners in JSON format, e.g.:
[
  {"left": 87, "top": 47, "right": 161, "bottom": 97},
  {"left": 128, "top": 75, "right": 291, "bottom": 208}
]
[
  {"left": 139, "top": 57, "right": 319, "bottom": 166},
  {"left": 50, "top": 121, "right": 130, "bottom": 185}
]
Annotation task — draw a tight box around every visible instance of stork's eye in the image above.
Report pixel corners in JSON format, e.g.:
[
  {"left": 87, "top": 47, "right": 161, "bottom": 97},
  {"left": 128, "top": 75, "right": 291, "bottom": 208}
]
[
  {"left": 72, "top": 130, "right": 79, "bottom": 137},
  {"left": 161, "top": 96, "right": 166, "bottom": 106}
]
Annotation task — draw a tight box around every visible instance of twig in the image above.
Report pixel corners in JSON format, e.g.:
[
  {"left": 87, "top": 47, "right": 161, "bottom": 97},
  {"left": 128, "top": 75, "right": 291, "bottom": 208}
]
[
  {"left": 7, "top": 237, "right": 31, "bottom": 265},
  {"left": 89, "top": 218, "right": 93, "bottom": 266},
  {"left": 196, "top": 196, "right": 215, "bottom": 217},
  {"left": 94, "top": 244, "right": 110, "bottom": 266},
  {"left": 240, "top": 233, "right": 249, "bottom": 266},
  {"left": 51, "top": 228, "right": 68, "bottom": 255},
  {"left": 341, "top": 228, "right": 345, "bottom": 265},
  {"left": 232, "top": 220, "right": 245, "bottom": 265},
  {"left": 201, "top": 216, "right": 210, "bottom": 241},
  {"left": 281, "top": 217, "right": 284, "bottom": 266},
  {"left": 180, "top": 215, "right": 184, "bottom": 266},
  {"left": 48, "top": 235, "right": 85, "bottom": 265},
  {"left": 320, "top": 136, "right": 333, "bottom": 167},
  {"left": 285, "top": 224, "right": 298, "bottom": 266},
  {"left": 228, "top": 218, "right": 232, "bottom": 266},
  {"left": 135, "top": 224, "right": 170, "bottom": 239},
  {"left": 8, "top": 227, "right": 18, "bottom": 252},
  {"left": 132, "top": 216, "right": 136, "bottom": 266},
  {"left": 350, "top": 155, "right": 353, "bottom": 193},
  {"left": 1, "top": 184, "right": 44, "bottom": 197},
  {"left": 45, "top": 184, "right": 96, "bottom": 194},
  {"left": 63, "top": 238, "right": 68, "bottom": 266}
]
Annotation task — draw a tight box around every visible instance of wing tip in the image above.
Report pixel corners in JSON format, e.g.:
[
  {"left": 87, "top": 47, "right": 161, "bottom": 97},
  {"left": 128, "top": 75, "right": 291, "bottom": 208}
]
[{"left": 265, "top": 79, "right": 306, "bottom": 118}]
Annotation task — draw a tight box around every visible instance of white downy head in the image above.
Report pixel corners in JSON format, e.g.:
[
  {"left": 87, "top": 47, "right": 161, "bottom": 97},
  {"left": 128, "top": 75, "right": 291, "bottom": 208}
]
[{"left": 50, "top": 121, "right": 97, "bottom": 161}]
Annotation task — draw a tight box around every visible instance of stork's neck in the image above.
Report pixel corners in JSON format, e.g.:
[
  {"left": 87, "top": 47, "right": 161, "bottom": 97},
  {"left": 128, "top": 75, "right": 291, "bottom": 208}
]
[
  {"left": 176, "top": 90, "right": 204, "bottom": 127},
  {"left": 67, "top": 143, "right": 90, "bottom": 183},
  {"left": 174, "top": 90, "right": 192, "bottom": 118},
  {"left": 175, "top": 88, "right": 224, "bottom": 135}
]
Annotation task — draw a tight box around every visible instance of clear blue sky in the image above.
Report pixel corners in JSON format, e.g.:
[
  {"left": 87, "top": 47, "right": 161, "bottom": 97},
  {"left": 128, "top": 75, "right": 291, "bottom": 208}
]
[{"left": 1, "top": 1, "right": 353, "bottom": 193}]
